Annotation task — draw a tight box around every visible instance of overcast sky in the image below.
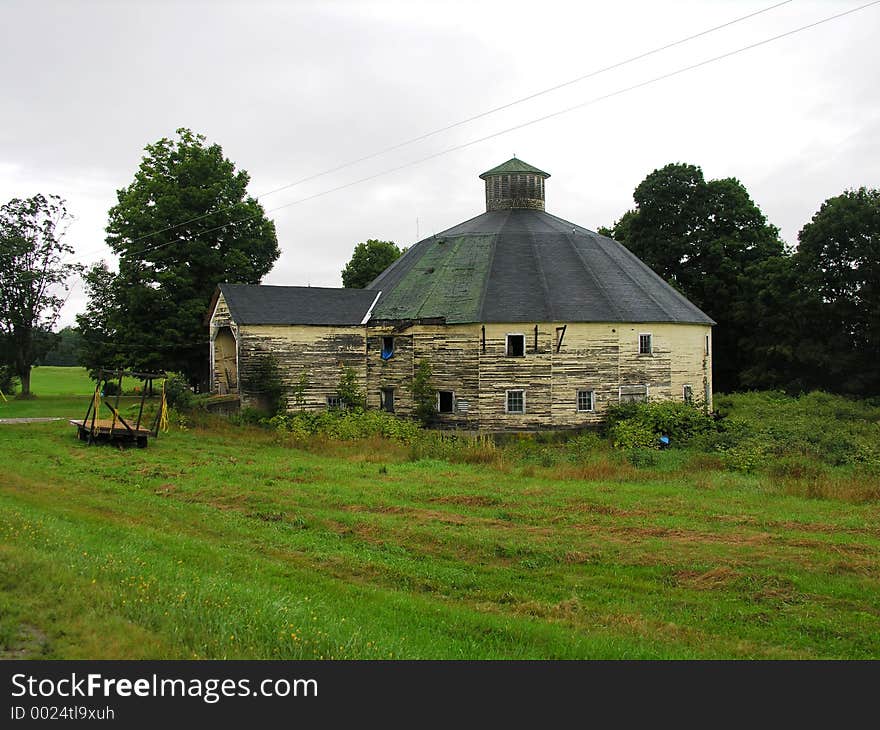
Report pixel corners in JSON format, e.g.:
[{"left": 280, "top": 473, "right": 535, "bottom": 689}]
[{"left": 2, "top": 0, "right": 878, "bottom": 327}]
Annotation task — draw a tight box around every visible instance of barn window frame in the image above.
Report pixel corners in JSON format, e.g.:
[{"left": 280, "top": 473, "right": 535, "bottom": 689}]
[
  {"left": 381, "top": 336, "right": 395, "bottom": 360},
  {"left": 327, "top": 395, "right": 345, "bottom": 410},
  {"left": 619, "top": 384, "right": 649, "bottom": 403},
  {"left": 638, "top": 332, "right": 653, "bottom": 355},
  {"left": 380, "top": 387, "right": 395, "bottom": 413},
  {"left": 576, "top": 389, "right": 595, "bottom": 412},
  {"left": 506, "top": 333, "right": 526, "bottom": 357},
  {"left": 683, "top": 384, "right": 693, "bottom": 404},
  {"left": 505, "top": 389, "right": 526, "bottom": 414},
  {"left": 437, "top": 390, "right": 455, "bottom": 414}
]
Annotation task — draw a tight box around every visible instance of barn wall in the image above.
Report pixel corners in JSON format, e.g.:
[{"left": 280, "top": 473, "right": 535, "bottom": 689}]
[
  {"left": 237, "top": 324, "right": 366, "bottom": 411},
  {"left": 213, "top": 311, "right": 711, "bottom": 426},
  {"left": 550, "top": 323, "right": 620, "bottom": 427},
  {"left": 412, "top": 324, "right": 481, "bottom": 428},
  {"left": 366, "top": 325, "right": 415, "bottom": 416}
]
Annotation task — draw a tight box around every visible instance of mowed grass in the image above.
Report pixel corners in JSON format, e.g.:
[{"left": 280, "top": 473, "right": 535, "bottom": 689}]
[
  {"left": 0, "top": 367, "right": 146, "bottom": 419},
  {"left": 2, "top": 415, "right": 879, "bottom": 659},
  {"left": 25, "top": 366, "right": 95, "bottom": 395}
]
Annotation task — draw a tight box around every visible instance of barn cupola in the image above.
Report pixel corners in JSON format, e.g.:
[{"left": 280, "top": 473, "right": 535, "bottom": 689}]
[{"left": 479, "top": 157, "right": 550, "bottom": 212}]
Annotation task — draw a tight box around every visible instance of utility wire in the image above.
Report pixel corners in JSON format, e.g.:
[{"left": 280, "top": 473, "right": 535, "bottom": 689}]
[
  {"left": 110, "top": 0, "right": 794, "bottom": 250},
  {"left": 111, "top": 0, "right": 879, "bottom": 262}
]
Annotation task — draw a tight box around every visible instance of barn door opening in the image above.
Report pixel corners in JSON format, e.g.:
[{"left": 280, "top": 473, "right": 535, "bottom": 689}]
[{"left": 214, "top": 326, "right": 238, "bottom": 394}]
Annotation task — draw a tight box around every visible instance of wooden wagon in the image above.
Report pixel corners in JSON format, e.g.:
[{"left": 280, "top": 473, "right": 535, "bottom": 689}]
[{"left": 71, "top": 368, "right": 167, "bottom": 448}]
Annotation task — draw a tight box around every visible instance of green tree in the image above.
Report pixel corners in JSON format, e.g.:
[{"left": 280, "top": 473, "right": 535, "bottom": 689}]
[
  {"left": 38, "top": 325, "right": 84, "bottom": 366},
  {"left": 77, "top": 128, "right": 279, "bottom": 386},
  {"left": 793, "top": 188, "right": 880, "bottom": 395},
  {"left": 0, "top": 194, "right": 83, "bottom": 395},
  {"left": 341, "top": 239, "right": 403, "bottom": 288},
  {"left": 605, "top": 163, "right": 784, "bottom": 392},
  {"left": 411, "top": 358, "right": 435, "bottom": 425},
  {"left": 77, "top": 261, "right": 123, "bottom": 378},
  {"left": 337, "top": 365, "right": 365, "bottom": 409}
]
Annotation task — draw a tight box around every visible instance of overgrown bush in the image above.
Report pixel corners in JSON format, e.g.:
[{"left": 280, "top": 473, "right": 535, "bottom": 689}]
[
  {"left": 101, "top": 380, "right": 121, "bottom": 396},
  {"left": 164, "top": 372, "right": 195, "bottom": 410},
  {"left": 710, "top": 391, "right": 880, "bottom": 470},
  {"left": 239, "top": 354, "right": 285, "bottom": 415},
  {"left": 270, "top": 409, "right": 422, "bottom": 442},
  {"left": 337, "top": 366, "right": 365, "bottom": 410},
  {"left": 603, "top": 400, "right": 717, "bottom": 449},
  {"left": 411, "top": 359, "right": 435, "bottom": 425},
  {"left": 231, "top": 407, "right": 267, "bottom": 426},
  {"left": 0, "top": 366, "right": 18, "bottom": 396}
]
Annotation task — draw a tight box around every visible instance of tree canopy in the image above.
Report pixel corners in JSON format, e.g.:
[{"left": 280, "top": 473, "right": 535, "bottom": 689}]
[
  {"left": 341, "top": 239, "right": 403, "bottom": 288},
  {"left": 604, "top": 163, "right": 784, "bottom": 392},
  {"left": 793, "top": 187, "right": 880, "bottom": 395},
  {"left": 0, "top": 194, "right": 83, "bottom": 395},
  {"left": 78, "top": 128, "right": 279, "bottom": 385}
]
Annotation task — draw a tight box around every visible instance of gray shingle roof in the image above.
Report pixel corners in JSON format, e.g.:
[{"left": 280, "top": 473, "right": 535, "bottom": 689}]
[
  {"left": 218, "top": 283, "right": 377, "bottom": 325},
  {"left": 367, "top": 209, "right": 714, "bottom": 325}
]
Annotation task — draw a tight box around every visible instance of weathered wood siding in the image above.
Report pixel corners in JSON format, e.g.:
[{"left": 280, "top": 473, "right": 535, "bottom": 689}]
[
  {"left": 210, "top": 302, "right": 712, "bottom": 428},
  {"left": 238, "top": 324, "right": 366, "bottom": 411},
  {"left": 550, "top": 323, "right": 620, "bottom": 428},
  {"left": 366, "top": 326, "right": 415, "bottom": 416},
  {"left": 478, "top": 324, "right": 553, "bottom": 430},
  {"left": 412, "top": 324, "right": 481, "bottom": 428}
]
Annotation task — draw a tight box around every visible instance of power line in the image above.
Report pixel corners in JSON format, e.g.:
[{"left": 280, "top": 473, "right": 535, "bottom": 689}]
[
  {"left": 111, "top": 0, "right": 879, "bottom": 262},
  {"left": 107, "top": 0, "right": 794, "bottom": 251}
]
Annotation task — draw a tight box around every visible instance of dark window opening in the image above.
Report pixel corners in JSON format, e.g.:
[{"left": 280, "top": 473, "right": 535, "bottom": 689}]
[
  {"left": 438, "top": 391, "right": 454, "bottom": 413},
  {"left": 327, "top": 396, "right": 344, "bottom": 409},
  {"left": 506, "top": 334, "right": 525, "bottom": 357},
  {"left": 381, "top": 387, "right": 395, "bottom": 413},
  {"left": 506, "top": 390, "right": 525, "bottom": 414},
  {"left": 683, "top": 385, "right": 693, "bottom": 404},
  {"left": 639, "top": 333, "right": 653, "bottom": 355},
  {"left": 381, "top": 336, "right": 394, "bottom": 360}
]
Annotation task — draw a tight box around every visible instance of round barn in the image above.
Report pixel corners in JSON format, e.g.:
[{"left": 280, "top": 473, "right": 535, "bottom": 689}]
[{"left": 208, "top": 158, "right": 714, "bottom": 430}]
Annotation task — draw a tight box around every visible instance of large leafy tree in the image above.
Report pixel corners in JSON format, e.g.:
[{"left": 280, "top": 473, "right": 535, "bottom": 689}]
[
  {"left": 604, "top": 163, "right": 785, "bottom": 392},
  {"left": 793, "top": 188, "right": 880, "bottom": 395},
  {"left": 341, "top": 239, "right": 403, "bottom": 288},
  {"left": 0, "top": 194, "right": 83, "bottom": 395},
  {"left": 78, "top": 128, "right": 279, "bottom": 385}
]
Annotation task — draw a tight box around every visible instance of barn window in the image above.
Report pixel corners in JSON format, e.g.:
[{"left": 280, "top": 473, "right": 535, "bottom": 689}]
[
  {"left": 620, "top": 385, "right": 648, "bottom": 403},
  {"left": 506, "top": 333, "right": 525, "bottom": 357},
  {"left": 380, "top": 387, "right": 395, "bottom": 413},
  {"left": 437, "top": 391, "right": 454, "bottom": 413},
  {"left": 327, "top": 395, "right": 344, "bottom": 409},
  {"left": 639, "top": 333, "right": 653, "bottom": 355},
  {"left": 506, "top": 389, "right": 525, "bottom": 414},
  {"left": 577, "top": 390, "right": 595, "bottom": 412},
  {"left": 381, "top": 337, "right": 394, "bottom": 360},
  {"left": 706, "top": 335, "right": 710, "bottom": 356},
  {"left": 683, "top": 384, "right": 693, "bottom": 403}
]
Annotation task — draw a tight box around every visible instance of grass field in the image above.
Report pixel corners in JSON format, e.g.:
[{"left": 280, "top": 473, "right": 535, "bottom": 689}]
[
  {"left": 0, "top": 367, "right": 145, "bottom": 419},
  {"left": 2, "top": 376, "right": 879, "bottom": 658}
]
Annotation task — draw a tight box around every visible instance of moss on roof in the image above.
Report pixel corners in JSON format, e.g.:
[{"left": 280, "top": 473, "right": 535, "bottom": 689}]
[{"left": 479, "top": 157, "right": 550, "bottom": 179}]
